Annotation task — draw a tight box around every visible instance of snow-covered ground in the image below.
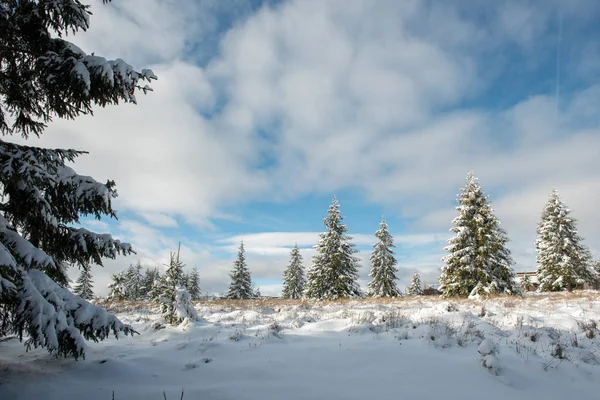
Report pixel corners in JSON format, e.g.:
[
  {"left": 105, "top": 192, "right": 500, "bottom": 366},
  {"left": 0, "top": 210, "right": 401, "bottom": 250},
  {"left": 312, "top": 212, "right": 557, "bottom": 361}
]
[{"left": 2, "top": 293, "right": 600, "bottom": 400}]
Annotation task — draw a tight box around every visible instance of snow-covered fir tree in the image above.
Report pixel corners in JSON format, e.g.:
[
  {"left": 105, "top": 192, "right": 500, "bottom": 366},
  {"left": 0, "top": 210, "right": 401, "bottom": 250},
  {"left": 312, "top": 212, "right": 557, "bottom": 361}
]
[
  {"left": 226, "top": 241, "right": 253, "bottom": 299},
  {"left": 186, "top": 267, "right": 201, "bottom": 301},
  {"left": 148, "top": 273, "right": 165, "bottom": 303},
  {"left": 252, "top": 282, "right": 262, "bottom": 299},
  {"left": 73, "top": 267, "right": 94, "bottom": 300},
  {"left": 305, "top": 196, "right": 362, "bottom": 299},
  {"left": 408, "top": 272, "right": 423, "bottom": 296},
  {"left": 0, "top": 0, "right": 155, "bottom": 359},
  {"left": 281, "top": 244, "right": 306, "bottom": 299},
  {"left": 125, "top": 261, "right": 144, "bottom": 301},
  {"left": 107, "top": 271, "right": 128, "bottom": 300},
  {"left": 439, "top": 172, "right": 518, "bottom": 298},
  {"left": 535, "top": 189, "right": 594, "bottom": 292},
  {"left": 142, "top": 267, "right": 160, "bottom": 299},
  {"left": 173, "top": 286, "right": 199, "bottom": 322},
  {"left": 157, "top": 251, "right": 188, "bottom": 324},
  {"left": 367, "top": 219, "right": 400, "bottom": 297},
  {"left": 520, "top": 274, "right": 533, "bottom": 292},
  {"left": 594, "top": 260, "right": 600, "bottom": 290},
  {"left": 181, "top": 272, "right": 190, "bottom": 291}
]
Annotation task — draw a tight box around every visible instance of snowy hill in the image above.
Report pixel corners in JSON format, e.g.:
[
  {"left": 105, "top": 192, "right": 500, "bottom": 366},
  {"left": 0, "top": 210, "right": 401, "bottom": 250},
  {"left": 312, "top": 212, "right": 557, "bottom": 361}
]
[{"left": 1, "top": 293, "right": 599, "bottom": 400}]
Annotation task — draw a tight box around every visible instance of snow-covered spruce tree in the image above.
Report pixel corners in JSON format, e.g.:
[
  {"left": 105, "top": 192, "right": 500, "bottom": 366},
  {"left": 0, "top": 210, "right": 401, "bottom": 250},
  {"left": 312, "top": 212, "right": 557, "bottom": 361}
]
[
  {"left": 157, "top": 251, "right": 188, "bottom": 324},
  {"left": 125, "top": 261, "right": 143, "bottom": 301},
  {"left": 408, "top": 272, "right": 423, "bottom": 296},
  {"left": 173, "top": 286, "right": 198, "bottom": 322},
  {"left": 535, "top": 189, "right": 594, "bottom": 292},
  {"left": 252, "top": 282, "right": 262, "bottom": 299},
  {"left": 186, "top": 267, "right": 201, "bottom": 301},
  {"left": 520, "top": 274, "right": 532, "bottom": 292},
  {"left": 281, "top": 244, "right": 306, "bottom": 299},
  {"left": 439, "top": 172, "right": 518, "bottom": 298},
  {"left": 73, "top": 267, "right": 94, "bottom": 300},
  {"left": 594, "top": 260, "right": 600, "bottom": 290},
  {"left": 181, "top": 272, "right": 190, "bottom": 291},
  {"left": 142, "top": 267, "right": 160, "bottom": 299},
  {"left": 226, "top": 241, "right": 253, "bottom": 299},
  {"left": 0, "top": 0, "right": 156, "bottom": 359},
  {"left": 107, "top": 271, "right": 127, "bottom": 300},
  {"left": 305, "top": 196, "right": 362, "bottom": 299},
  {"left": 367, "top": 219, "right": 400, "bottom": 297}
]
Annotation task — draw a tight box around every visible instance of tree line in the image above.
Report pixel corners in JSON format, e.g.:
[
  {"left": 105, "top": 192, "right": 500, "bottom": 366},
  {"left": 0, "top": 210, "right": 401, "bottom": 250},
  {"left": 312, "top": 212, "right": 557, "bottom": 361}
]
[
  {"left": 92, "top": 248, "right": 201, "bottom": 324},
  {"left": 93, "top": 172, "right": 600, "bottom": 303},
  {"left": 229, "top": 173, "right": 600, "bottom": 300}
]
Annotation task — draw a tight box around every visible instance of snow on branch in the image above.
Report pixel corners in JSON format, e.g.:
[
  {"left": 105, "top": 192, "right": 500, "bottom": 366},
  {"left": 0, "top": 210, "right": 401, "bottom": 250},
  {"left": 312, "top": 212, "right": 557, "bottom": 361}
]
[
  {"left": 40, "top": 38, "right": 157, "bottom": 103},
  {"left": 57, "top": 226, "right": 134, "bottom": 267},
  {"left": 0, "top": 216, "right": 56, "bottom": 270},
  {"left": 16, "top": 269, "right": 136, "bottom": 360},
  {"left": 41, "top": 0, "right": 92, "bottom": 34},
  {"left": 0, "top": 140, "right": 84, "bottom": 180},
  {"left": 1, "top": 141, "right": 118, "bottom": 226},
  {"left": 55, "top": 165, "right": 116, "bottom": 219}
]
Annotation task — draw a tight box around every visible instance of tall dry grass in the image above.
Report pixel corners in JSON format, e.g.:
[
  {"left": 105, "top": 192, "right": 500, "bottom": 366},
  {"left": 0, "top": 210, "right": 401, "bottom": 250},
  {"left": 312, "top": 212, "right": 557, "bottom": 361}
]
[{"left": 96, "top": 290, "right": 600, "bottom": 313}]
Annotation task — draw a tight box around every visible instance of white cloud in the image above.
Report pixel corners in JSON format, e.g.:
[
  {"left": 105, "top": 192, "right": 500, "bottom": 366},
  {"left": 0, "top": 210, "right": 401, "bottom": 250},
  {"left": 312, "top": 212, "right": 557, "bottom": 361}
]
[
  {"left": 12, "top": 0, "right": 600, "bottom": 294},
  {"left": 138, "top": 212, "right": 179, "bottom": 228}
]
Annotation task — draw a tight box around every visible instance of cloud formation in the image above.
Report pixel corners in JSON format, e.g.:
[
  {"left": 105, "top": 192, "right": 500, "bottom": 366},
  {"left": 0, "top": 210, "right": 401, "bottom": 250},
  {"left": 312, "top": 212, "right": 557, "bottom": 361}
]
[{"left": 12, "top": 0, "right": 600, "bottom": 296}]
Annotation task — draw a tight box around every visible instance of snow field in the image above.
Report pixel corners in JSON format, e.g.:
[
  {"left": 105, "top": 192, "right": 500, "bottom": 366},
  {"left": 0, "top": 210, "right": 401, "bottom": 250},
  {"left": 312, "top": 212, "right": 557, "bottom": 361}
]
[{"left": 1, "top": 293, "right": 599, "bottom": 400}]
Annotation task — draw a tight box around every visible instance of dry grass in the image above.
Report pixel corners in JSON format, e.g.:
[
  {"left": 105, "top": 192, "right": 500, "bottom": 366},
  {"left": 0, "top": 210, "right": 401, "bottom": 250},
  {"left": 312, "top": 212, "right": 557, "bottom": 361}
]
[{"left": 96, "top": 291, "right": 600, "bottom": 313}]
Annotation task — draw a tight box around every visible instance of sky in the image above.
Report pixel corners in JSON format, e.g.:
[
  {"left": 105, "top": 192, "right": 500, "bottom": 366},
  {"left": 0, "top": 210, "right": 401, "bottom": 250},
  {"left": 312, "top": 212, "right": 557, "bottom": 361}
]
[{"left": 16, "top": 0, "right": 600, "bottom": 296}]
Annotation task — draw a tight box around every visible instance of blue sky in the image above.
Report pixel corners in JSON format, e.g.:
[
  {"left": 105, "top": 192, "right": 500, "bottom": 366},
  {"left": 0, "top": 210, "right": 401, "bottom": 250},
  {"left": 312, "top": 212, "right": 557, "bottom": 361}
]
[{"left": 20, "top": 0, "right": 600, "bottom": 296}]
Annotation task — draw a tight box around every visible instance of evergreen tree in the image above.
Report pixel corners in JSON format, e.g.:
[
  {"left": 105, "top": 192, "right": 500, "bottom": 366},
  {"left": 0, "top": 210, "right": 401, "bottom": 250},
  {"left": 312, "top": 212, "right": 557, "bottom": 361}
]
[
  {"left": 408, "top": 272, "right": 423, "bottom": 296},
  {"left": 367, "top": 219, "right": 400, "bottom": 297},
  {"left": 226, "top": 241, "right": 253, "bottom": 299},
  {"left": 148, "top": 271, "right": 164, "bottom": 303},
  {"left": 181, "top": 272, "right": 190, "bottom": 291},
  {"left": 0, "top": 0, "right": 155, "bottom": 359},
  {"left": 252, "top": 282, "right": 262, "bottom": 299},
  {"left": 173, "top": 286, "right": 199, "bottom": 322},
  {"left": 125, "top": 261, "right": 144, "bottom": 301},
  {"left": 73, "top": 267, "right": 94, "bottom": 300},
  {"left": 107, "top": 271, "right": 127, "bottom": 300},
  {"left": 535, "top": 189, "right": 594, "bottom": 292},
  {"left": 439, "top": 172, "right": 518, "bottom": 298},
  {"left": 186, "top": 267, "right": 201, "bottom": 301},
  {"left": 157, "top": 251, "right": 187, "bottom": 324},
  {"left": 520, "top": 274, "right": 532, "bottom": 292},
  {"left": 305, "top": 196, "right": 362, "bottom": 299},
  {"left": 281, "top": 244, "right": 306, "bottom": 299},
  {"left": 593, "top": 259, "right": 600, "bottom": 290},
  {"left": 142, "top": 267, "right": 160, "bottom": 299}
]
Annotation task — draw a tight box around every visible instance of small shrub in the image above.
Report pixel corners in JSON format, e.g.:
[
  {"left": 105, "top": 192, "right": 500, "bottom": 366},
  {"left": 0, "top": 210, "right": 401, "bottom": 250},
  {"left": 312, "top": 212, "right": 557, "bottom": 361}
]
[
  {"left": 570, "top": 333, "right": 579, "bottom": 348},
  {"left": 151, "top": 321, "right": 165, "bottom": 331},
  {"left": 229, "top": 329, "right": 244, "bottom": 341},
  {"left": 395, "top": 330, "right": 409, "bottom": 340},
  {"left": 529, "top": 331, "right": 541, "bottom": 342},
  {"left": 478, "top": 305, "right": 486, "bottom": 317},
  {"left": 269, "top": 321, "right": 283, "bottom": 333},
  {"left": 381, "top": 309, "right": 407, "bottom": 330},
  {"left": 268, "top": 321, "right": 284, "bottom": 338},
  {"left": 551, "top": 343, "right": 566, "bottom": 360},
  {"left": 503, "top": 300, "right": 516, "bottom": 308},
  {"left": 514, "top": 315, "right": 524, "bottom": 329},
  {"left": 577, "top": 320, "right": 598, "bottom": 339}
]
